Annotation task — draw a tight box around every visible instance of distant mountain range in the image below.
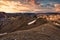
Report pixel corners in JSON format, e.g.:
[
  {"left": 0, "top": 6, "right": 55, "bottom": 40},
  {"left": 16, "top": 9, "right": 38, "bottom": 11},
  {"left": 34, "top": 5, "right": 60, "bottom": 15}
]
[{"left": 0, "top": 12, "right": 60, "bottom": 18}]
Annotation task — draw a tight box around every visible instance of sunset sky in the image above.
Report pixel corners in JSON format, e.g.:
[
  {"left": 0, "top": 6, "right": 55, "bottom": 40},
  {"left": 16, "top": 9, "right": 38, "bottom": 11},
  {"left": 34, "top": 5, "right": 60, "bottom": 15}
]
[{"left": 0, "top": 0, "right": 60, "bottom": 13}]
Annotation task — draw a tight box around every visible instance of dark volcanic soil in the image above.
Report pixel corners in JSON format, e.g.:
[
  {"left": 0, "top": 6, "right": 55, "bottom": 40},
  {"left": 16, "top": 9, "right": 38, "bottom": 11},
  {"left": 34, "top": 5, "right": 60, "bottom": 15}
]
[{"left": 0, "top": 13, "right": 60, "bottom": 40}]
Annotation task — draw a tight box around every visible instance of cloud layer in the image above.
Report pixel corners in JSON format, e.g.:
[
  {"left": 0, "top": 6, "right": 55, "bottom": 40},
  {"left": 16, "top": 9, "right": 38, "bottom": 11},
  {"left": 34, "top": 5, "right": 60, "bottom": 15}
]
[{"left": 0, "top": 0, "right": 60, "bottom": 13}]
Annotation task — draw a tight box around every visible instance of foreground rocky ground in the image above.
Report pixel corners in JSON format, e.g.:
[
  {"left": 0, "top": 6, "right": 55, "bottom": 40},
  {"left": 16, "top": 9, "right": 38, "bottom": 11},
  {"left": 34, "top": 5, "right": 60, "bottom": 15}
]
[{"left": 0, "top": 13, "right": 60, "bottom": 40}]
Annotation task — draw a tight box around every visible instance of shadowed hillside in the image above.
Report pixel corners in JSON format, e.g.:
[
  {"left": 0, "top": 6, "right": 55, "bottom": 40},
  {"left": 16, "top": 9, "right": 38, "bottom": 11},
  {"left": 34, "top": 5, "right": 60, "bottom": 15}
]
[{"left": 0, "top": 12, "right": 60, "bottom": 40}]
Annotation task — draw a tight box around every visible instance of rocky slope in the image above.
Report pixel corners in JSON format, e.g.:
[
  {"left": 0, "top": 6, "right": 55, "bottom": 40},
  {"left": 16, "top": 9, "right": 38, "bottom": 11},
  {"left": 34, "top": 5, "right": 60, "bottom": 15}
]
[{"left": 0, "top": 13, "right": 60, "bottom": 40}]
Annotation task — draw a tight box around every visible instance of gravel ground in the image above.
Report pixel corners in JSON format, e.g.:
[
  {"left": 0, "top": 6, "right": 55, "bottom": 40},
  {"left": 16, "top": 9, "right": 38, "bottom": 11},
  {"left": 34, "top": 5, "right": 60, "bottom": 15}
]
[{"left": 0, "top": 22, "right": 60, "bottom": 40}]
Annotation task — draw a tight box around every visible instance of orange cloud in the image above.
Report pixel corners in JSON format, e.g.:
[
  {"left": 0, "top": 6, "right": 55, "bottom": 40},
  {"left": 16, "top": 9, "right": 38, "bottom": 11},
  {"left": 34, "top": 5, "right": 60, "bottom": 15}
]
[
  {"left": 54, "top": 4, "right": 60, "bottom": 12},
  {"left": 0, "top": 0, "right": 44, "bottom": 13},
  {"left": 0, "top": 1, "right": 35, "bottom": 13},
  {"left": 0, "top": 0, "right": 60, "bottom": 13}
]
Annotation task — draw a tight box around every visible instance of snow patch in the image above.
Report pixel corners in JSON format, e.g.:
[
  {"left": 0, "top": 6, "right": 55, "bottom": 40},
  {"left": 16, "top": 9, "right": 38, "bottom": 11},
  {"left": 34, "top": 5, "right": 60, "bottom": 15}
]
[{"left": 28, "top": 20, "right": 36, "bottom": 25}]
